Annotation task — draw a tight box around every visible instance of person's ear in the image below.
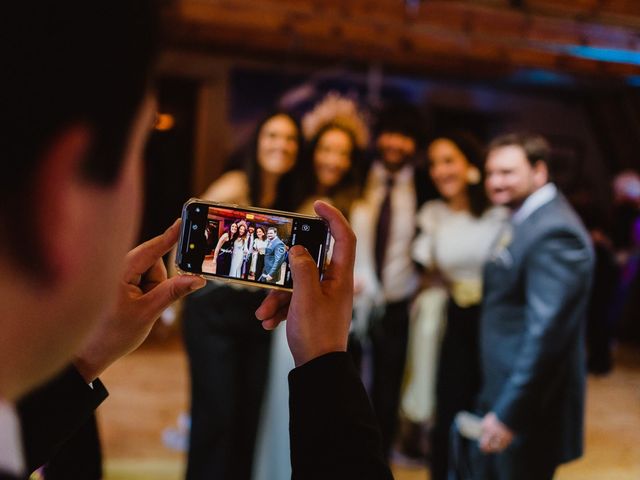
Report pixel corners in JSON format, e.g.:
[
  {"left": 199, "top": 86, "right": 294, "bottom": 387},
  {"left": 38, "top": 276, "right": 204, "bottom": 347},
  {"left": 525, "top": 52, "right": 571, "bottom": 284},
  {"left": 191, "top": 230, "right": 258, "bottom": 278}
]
[
  {"left": 532, "top": 160, "right": 549, "bottom": 188},
  {"left": 34, "top": 124, "right": 95, "bottom": 282}
]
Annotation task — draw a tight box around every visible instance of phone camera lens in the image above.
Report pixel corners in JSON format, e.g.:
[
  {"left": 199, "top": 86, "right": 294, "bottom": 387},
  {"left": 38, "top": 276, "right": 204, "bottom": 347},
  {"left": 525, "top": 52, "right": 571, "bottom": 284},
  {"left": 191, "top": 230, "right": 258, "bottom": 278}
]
[
  {"left": 192, "top": 224, "right": 198, "bottom": 230},
  {"left": 302, "top": 224, "right": 310, "bottom": 232}
]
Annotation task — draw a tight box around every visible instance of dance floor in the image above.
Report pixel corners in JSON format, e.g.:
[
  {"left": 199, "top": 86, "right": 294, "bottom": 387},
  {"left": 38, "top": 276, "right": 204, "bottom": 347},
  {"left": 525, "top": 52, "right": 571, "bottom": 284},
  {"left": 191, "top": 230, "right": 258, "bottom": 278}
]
[{"left": 98, "top": 330, "right": 640, "bottom": 480}]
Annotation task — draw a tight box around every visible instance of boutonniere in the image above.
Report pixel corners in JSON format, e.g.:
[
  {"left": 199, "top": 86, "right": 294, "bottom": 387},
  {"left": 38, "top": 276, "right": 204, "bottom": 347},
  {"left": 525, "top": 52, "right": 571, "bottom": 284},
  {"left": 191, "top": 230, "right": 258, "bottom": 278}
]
[
  {"left": 490, "top": 225, "right": 513, "bottom": 265},
  {"left": 496, "top": 227, "right": 513, "bottom": 252}
]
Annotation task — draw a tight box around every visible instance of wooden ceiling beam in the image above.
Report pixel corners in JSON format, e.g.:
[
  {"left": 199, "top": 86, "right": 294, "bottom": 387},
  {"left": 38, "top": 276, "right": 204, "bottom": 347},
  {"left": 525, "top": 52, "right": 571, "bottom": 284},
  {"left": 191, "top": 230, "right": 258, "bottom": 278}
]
[{"left": 164, "top": 0, "right": 640, "bottom": 80}]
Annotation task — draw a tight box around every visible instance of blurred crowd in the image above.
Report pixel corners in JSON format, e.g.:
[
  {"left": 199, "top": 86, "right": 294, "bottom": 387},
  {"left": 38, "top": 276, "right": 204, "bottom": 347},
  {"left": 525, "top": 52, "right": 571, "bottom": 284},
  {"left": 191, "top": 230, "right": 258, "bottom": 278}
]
[{"left": 177, "top": 94, "right": 640, "bottom": 480}]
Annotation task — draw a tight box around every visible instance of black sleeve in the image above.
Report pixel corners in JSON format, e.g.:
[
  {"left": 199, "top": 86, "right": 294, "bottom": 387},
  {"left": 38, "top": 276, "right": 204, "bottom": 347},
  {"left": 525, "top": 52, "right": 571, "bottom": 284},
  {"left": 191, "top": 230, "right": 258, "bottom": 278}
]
[
  {"left": 17, "top": 365, "right": 108, "bottom": 474},
  {"left": 288, "top": 352, "right": 393, "bottom": 480}
]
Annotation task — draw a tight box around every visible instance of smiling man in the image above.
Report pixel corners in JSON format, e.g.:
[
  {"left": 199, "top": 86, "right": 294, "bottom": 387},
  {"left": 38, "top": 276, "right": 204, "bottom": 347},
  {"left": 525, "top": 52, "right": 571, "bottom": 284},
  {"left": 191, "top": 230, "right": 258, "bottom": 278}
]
[{"left": 475, "top": 133, "right": 594, "bottom": 479}]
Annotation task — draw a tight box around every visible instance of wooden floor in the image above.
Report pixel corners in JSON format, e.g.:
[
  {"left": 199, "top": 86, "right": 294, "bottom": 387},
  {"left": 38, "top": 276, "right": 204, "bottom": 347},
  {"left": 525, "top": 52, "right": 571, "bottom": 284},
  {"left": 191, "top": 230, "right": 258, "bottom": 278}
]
[{"left": 98, "top": 332, "right": 640, "bottom": 480}]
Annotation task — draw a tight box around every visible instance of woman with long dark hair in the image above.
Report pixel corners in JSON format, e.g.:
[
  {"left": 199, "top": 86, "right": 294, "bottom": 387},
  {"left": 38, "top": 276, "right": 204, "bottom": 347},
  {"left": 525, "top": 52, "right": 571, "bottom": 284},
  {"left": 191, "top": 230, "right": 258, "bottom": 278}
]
[
  {"left": 229, "top": 220, "right": 249, "bottom": 278},
  {"left": 409, "top": 132, "right": 506, "bottom": 480},
  {"left": 249, "top": 225, "right": 267, "bottom": 280},
  {"left": 212, "top": 221, "right": 237, "bottom": 276},
  {"left": 182, "top": 111, "right": 301, "bottom": 480},
  {"left": 286, "top": 93, "right": 369, "bottom": 217}
]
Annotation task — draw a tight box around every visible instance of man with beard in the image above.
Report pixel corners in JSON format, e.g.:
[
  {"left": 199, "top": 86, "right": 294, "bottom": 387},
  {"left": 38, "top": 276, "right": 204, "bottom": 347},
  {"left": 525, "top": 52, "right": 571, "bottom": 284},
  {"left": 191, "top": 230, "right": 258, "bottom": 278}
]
[{"left": 351, "top": 103, "right": 436, "bottom": 457}]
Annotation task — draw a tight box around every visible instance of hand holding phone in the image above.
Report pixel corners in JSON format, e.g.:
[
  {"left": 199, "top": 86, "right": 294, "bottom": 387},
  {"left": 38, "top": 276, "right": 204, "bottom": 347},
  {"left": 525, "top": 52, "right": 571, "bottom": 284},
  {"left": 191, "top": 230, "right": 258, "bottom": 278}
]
[{"left": 255, "top": 201, "right": 356, "bottom": 366}]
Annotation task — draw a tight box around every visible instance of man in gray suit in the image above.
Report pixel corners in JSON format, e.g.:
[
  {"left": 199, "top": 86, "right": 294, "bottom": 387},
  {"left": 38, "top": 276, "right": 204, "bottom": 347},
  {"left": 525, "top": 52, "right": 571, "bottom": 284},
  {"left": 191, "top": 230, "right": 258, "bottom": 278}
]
[
  {"left": 475, "top": 133, "right": 594, "bottom": 479},
  {"left": 259, "top": 226, "right": 287, "bottom": 283}
]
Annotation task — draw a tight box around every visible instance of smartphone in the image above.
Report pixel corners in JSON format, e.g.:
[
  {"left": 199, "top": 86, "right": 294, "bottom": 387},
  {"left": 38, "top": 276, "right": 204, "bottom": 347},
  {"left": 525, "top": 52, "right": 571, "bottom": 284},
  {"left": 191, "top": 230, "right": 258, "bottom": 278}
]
[{"left": 175, "top": 199, "right": 331, "bottom": 291}]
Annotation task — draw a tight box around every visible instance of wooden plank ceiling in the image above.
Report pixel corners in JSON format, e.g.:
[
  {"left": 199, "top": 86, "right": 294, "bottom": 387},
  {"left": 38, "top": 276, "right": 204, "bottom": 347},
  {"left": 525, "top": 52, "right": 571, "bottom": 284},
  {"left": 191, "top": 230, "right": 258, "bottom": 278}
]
[{"left": 163, "top": 0, "right": 640, "bottom": 81}]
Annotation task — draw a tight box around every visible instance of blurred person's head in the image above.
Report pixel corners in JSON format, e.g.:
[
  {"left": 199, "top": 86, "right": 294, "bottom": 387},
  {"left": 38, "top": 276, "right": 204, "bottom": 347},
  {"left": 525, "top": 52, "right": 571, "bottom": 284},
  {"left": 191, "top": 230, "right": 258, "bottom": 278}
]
[
  {"left": 613, "top": 170, "right": 640, "bottom": 208},
  {"left": 294, "top": 93, "right": 368, "bottom": 216},
  {"left": 427, "top": 132, "right": 488, "bottom": 217},
  {"left": 267, "top": 227, "right": 278, "bottom": 240},
  {"left": 374, "top": 103, "right": 425, "bottom": 172},
  {"left": 257, "top": 114, "right": 300, "bottom": 176},
  {"left": 485, "top": 133, "right": 550, "bottom": 210},
  {"left": 0, "top": 2, "right": 159, "bottom": 400},
  {"left": 313, "top": 126, "right": 355, "bottom": 192},
  {"left": 256, "top": 226, "right": 266, "bottom": 240},
  {"left": 245, "top": 112, "right": 302, "bottom": 207}
]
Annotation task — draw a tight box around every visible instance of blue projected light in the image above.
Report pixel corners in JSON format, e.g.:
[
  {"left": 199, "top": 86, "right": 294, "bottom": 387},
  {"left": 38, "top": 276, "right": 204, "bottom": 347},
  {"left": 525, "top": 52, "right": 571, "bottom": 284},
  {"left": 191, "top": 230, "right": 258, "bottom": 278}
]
[{"left": 563, "top": 46, "right": 640, "bottom": 66}]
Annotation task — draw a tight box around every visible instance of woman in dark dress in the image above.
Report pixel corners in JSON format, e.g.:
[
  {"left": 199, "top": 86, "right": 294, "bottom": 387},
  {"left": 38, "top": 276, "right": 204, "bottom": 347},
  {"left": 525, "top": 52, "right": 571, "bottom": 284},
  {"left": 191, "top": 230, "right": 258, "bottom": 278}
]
[
  {"left": 213, "top": 222, "right": 237, "bottom": 276},
  {"left": 182, "top": 111, "right": 301, "bottom": 480}
]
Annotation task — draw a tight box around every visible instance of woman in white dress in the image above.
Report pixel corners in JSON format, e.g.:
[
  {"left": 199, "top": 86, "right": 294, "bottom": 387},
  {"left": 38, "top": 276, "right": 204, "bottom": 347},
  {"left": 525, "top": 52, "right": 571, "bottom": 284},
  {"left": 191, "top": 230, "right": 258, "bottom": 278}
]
[
  {"left": 249, "top": 225, "right": 268, "bottom": 280},
  {"left": 409, "top": 133, "right": 506, "bottom": 480},
  {"left": 229, "top": 220, "right": 249, "bottom": 278}
]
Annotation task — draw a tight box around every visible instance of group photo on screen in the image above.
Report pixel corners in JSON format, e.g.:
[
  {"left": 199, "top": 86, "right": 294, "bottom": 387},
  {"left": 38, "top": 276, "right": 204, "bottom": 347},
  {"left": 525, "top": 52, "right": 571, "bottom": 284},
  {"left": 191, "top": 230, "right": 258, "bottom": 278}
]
[{"left": 201, "top": 206, "right": 293, "bottom": 286}]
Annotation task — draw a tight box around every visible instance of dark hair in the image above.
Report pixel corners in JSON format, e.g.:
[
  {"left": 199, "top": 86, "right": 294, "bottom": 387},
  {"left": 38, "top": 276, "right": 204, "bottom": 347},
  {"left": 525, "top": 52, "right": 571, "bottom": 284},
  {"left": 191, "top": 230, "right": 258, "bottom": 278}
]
[
  {"left": 289, "top": 124, "right": 363, "bottom": 217},
  {"left": 374, "top": 102, "right": 426, "bottom": 148},
  {"left": 236, "top": 220, "right": 248, "bottom": 239},
  {"left": 428, "top": 132, "right": 490, "bottom": 217},
  {"left": 255, "top": 226, "right": 266, "bottom": 238},
  {"left": 234, "top": 111, "right": 302, "bottom": 208},
  {"left": 2, "top": 2, "right": 160, "bottom": 267},
  {"left": 488, "top": 133, "right": 551, "bottom": 167},
  {"left": 267, "top": 226, "right": 278, "bottom": 234},
  {"left": 227, "top": 222, "right": 240, "bottom": 243}
]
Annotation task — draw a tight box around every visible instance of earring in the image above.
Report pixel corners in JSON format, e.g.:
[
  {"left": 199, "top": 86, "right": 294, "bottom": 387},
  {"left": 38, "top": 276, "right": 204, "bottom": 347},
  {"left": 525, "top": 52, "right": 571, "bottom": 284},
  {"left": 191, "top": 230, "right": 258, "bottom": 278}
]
[{"left": 467, "top": 167, "right": 481, "bottom": 185}]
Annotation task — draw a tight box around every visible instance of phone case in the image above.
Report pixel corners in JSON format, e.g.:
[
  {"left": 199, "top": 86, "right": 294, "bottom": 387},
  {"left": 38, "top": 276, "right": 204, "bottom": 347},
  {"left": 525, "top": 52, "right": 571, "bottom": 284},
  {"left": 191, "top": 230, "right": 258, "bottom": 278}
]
[{"left": 175, "top": 198, "right": 332, "bottom": 292}]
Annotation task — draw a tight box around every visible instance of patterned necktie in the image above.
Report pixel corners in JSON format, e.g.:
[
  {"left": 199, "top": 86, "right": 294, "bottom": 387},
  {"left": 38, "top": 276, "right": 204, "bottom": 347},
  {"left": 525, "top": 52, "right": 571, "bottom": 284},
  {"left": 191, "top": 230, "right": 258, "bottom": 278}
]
[{"left": 375, "top": 174, "right": 394, "bottom": 281}]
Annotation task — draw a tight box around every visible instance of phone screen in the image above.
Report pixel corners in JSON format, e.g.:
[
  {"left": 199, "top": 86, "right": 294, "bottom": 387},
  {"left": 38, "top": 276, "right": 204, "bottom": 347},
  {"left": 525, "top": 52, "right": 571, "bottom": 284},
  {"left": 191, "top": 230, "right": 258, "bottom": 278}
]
[{"left": 176, "top": 200, "right": 330, "bottom": 290}]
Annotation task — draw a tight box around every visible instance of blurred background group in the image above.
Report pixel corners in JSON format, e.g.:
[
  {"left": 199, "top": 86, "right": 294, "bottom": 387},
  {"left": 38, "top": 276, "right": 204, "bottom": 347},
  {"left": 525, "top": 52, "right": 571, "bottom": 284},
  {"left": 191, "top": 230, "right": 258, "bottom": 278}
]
[{"left": 37, "top": 1, "right": 640, "bottom": 479}]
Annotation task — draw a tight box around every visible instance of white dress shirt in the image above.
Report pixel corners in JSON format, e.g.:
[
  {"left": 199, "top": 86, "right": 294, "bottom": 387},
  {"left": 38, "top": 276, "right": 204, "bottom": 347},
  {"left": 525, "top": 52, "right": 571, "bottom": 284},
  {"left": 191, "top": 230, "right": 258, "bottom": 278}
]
[
  {"left": 352, "top": 161, "right": 419, "bottom": 303},
  {"left": 512, "top": 183, "right": 558, "bottom": 225},
  {"left": 0, "top": 398, "right": 25, "bottom": 477}
]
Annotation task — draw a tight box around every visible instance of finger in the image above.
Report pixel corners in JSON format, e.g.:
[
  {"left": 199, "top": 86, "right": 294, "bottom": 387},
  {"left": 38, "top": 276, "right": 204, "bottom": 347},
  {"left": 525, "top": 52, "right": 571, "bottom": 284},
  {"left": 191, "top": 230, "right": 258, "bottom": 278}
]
[
  {"left": 139, "top": 274, "right": 206, "bottom": 320},
  {"left": 256, "top": 290, "right": 291, "bottom": 321},
  {"left": 479, "top": 435, "right": 491, "bottom": 453},
  {"left": 313, "top": 201, "right": 356, "bottom": 281},
  {"left": 260, "top": 307, "right": 288, "bottom": 330},
  {"left": 140, "top": 258, "right": 168, "bottom": 293},
  {"left": 288, "top": 246, "right": 322, "bottom": 295},
  {"left": 125, "top": 219, "right": 181, "bottom": 276},
  {"left": 262, "top": 318, "right": 280, "bottom": 330}
]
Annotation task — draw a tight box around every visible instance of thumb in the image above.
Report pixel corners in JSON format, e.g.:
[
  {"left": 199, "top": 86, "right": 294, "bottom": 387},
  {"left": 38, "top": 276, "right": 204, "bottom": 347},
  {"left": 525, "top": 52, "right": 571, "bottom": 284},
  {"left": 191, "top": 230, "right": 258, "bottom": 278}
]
[
  {"left": 142, "top": 275, "right": 206, "bottom": 319},
  {"left": 288, "top": 246, "right": 321, "bottom": 293}
]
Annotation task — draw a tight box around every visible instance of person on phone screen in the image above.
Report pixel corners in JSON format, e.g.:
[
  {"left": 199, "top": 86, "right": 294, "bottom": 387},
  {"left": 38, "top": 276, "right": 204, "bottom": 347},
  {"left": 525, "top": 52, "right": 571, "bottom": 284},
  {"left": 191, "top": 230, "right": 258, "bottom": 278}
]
[
  {"left": 210, "top": 222, "right": 237, "bottom": 276},
  {"left": 249, "top": 226, "right": 268, "bottom": 280},
  {"left": 229, "top": 220, "right": 250, "bottom": 278},
  {"left": 259, "top": 227, "right": 286, "bottom": 283}
]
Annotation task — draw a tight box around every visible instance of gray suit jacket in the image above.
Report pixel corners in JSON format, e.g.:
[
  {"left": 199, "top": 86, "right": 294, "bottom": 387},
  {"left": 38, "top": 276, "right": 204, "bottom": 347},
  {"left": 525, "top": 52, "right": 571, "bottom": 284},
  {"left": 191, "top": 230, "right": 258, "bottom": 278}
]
[
  {"left": 263, "top": 237, "right": 286, "bottom": 282},
  {"left": 479, "top": 192, "right": 594, "bottom": 465}
]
